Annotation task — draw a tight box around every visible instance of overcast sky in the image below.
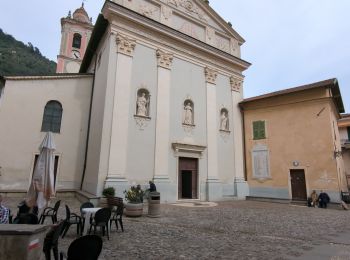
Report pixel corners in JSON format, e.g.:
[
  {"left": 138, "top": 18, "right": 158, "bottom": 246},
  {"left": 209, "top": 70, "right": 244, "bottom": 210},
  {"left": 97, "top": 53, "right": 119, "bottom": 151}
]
[{"left": 0, "top": 0, "right": 349, "bottom": 112}]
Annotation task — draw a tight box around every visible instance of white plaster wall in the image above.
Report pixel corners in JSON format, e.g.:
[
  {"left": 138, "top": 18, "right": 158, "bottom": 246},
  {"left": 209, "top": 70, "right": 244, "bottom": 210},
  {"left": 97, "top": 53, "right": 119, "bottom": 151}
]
[
  {"left": 169, "top": 57, "right": 208, "bottom": 194},
  {"left": 126, "top": 44, "right": 158, "bottom": 184},
  {"left": 216, "top": 74, "right": 236, "bottom": 195},
  {"left": 83, "top": 32, "right": 117, "bottom": 196},
  {"left": 0, "top": 76, "right": 92, "bottom": 191}
]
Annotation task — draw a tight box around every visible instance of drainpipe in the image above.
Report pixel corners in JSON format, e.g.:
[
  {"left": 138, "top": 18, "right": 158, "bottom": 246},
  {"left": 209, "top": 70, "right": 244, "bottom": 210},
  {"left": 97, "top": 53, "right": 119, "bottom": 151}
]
[
  {"left": 80, "top": 56, "right": 97, "bottom": 190},
  {"left": 240, "top": 105, "right": 248, "bottom": 181}
]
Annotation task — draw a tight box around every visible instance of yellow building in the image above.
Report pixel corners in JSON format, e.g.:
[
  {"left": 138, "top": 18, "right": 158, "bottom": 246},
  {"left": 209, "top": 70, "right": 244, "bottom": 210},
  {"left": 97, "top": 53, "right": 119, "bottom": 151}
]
[
  {"left": 338, "top": 114, "right": 350, "bottom": 188},
  {"left": 240, "top": 79, "right": 347, "bottom": 203}
]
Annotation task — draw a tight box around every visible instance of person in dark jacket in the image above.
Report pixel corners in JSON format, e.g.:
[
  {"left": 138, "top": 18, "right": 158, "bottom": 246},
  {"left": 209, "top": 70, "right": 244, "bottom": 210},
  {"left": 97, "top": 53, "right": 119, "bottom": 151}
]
[
  {"left": 149, "top": 181, "right": 157, "bottom": 192},
  {"left": 318, "top": 191, "right": 330, "bottom": 208}
]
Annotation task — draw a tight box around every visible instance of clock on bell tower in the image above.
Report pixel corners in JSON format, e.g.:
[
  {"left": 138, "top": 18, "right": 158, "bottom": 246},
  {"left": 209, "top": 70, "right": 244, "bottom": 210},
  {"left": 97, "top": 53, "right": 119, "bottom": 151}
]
[{"left": 56, "top": 3, "right": 94, "bottom": 73}]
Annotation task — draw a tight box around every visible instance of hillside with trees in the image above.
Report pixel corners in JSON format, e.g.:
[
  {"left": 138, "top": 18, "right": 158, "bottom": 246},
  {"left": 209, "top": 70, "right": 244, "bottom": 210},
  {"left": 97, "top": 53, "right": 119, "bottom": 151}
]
[{"left": 0, "top": 28, "right": 56, "bottom": 76}]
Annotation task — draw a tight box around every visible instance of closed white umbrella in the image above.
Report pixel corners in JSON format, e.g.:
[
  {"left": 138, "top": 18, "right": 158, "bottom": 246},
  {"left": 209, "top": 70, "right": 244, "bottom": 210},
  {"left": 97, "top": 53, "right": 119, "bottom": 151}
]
[{"left": 26, "top": 132, "right": 56, "bottom": 209}]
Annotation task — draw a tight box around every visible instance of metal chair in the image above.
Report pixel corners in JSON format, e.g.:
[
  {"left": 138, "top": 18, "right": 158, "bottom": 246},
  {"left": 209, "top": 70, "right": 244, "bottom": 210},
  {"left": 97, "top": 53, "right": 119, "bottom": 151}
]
[
  {"left": 61, "top": 205, "right": 82, "bottom": 238},
  {"left": 109, "top": 197, "right": 124, "bottom": 232},
  {"left": 39, "top": 200, "right": 61, "bottom": 224},
  {"left": 80, "top": 202, "right": 94, "bottom": 235},
  {"left": 88, "top": 208, "right": 111, "bottom": 240},
  {"left": 43, "top": 220, "right": 66, "bottom": 260},
  {"left": 59, "top": 235, "right": 103, "bottom": 260}
]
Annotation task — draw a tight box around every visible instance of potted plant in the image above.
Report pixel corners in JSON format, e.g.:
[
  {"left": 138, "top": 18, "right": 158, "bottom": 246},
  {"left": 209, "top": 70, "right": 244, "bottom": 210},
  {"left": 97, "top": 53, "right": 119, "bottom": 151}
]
[
  {"left": 124, "top": 185, "right": 144, "bottom": 217},
  {"left": 100, "top": 187, "right": 115, "bottom": 208}
]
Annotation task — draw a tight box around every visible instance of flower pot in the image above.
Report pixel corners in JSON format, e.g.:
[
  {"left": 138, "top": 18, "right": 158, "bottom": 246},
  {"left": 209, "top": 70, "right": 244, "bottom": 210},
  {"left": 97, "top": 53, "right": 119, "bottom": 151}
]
[
  {"left": 125, "top": 202, "right": 143, "bottom": 217},
  {"left": 99, "top": 197, "right": 108, "bottom": 208},
  {"left": 107, "top": 196, "right": 123, "bottom": 209}
]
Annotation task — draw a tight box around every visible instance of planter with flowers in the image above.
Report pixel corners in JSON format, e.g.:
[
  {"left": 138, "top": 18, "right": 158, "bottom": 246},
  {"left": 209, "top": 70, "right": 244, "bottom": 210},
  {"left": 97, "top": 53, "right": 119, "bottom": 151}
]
[{"left": 124, "top": 185, "right": 144, "bottom": 217}]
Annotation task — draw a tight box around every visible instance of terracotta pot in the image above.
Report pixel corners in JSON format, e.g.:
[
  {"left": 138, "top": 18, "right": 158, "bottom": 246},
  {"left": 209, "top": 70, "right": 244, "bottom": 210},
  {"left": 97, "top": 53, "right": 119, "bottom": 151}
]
[
  {"left": 99, "top": 197, "right": 108, "bottom": 208},
  {"left": 107, "top": 196, "right": 123, "bottom": 209},
  {"left": 125, "top": 202, "right": 143, "bottom": 217}
]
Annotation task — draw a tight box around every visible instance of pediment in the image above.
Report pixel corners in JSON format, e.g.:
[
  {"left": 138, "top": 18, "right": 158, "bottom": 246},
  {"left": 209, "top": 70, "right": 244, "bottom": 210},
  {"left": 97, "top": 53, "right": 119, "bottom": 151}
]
[{"left": 111, "top": 0, "right": 244, "bottom": 57}]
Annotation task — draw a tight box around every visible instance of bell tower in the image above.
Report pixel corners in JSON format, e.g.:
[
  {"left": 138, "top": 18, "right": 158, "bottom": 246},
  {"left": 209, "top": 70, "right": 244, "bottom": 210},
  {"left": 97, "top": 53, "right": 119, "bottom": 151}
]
[{"left": 56, "top": 3, "right": 94, "bottom": 73}]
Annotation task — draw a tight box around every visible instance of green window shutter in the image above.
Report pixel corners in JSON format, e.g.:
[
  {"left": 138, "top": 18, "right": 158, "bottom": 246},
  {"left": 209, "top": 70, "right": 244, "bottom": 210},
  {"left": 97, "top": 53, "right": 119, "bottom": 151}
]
[
  {"left": 253, "top": 121, "right": 259, "bottom": 139},
  {"left": 259, "top": 121, "right": 266, "bottom": 139},
  {"left": 253, "top": 121, "right": 266, "bottom": 140},
  {"left": 347, "top": 127, "right": 350, "bottom": 140}
]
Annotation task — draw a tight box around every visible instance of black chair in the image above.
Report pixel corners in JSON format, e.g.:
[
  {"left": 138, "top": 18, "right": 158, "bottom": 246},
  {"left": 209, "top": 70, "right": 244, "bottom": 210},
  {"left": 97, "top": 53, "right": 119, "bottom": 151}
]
[
  {"left": 80, "top": 202, "right": 94, "bottom": 213},
  {"left": 80, "top": 202, "right": 94, "bottom": 235},
  {"left": 43, "top": 220, "right": 66, "bottom": 260},
  {"left": 109, "top": 198, "right": 124, "bottom": 232},
  {"left": 59, "top": 235, "right": 103, "bottom": 260},
  {"left": 39, "top": 200, "right": 61, "bottom": 224},
  {"left": 61, "top": 205, "right": 82, "bottom": 238},
  {"left": 88, "top": 208, "right": 111, "bottom": 240}
]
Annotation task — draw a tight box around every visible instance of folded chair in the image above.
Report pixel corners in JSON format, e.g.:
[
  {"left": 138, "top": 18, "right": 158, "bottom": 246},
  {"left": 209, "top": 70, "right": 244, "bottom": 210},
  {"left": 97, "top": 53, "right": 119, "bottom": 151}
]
[
  {"left": 61, "top": 205, "right": 82, "bottom": 238},
  {"left": 59, "top": 235, "right": 103, "bottom": 260},
  {"left": 43, "top": 220, "right": 66, "bottom": 260},
  {"left": 88, "top": 208, "right": 111, "bottom": 240},
  {"left": 39, "top": 200, "right": 61, "bottom": 224}
]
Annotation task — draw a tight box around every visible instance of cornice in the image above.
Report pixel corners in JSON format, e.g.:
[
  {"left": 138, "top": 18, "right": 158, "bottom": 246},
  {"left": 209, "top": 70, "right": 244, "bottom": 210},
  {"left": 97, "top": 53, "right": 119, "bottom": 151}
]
[
  {"left": 103, "top": 2, "right": 251, "bottom": 73},
  {"left": 4, "top": 74, "right": 94, "bottom": 81}
]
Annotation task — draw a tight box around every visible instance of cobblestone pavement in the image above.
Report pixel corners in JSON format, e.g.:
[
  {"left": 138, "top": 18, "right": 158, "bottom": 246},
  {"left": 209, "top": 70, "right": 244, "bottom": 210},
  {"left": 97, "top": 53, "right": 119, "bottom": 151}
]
[{"left": 3, "top": 197, "right": 350, "bottom": 260}]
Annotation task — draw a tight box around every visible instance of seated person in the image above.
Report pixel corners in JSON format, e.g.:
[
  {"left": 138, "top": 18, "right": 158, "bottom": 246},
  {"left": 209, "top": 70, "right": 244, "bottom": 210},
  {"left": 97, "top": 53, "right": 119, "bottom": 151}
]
[
  {"left": 13, "top": 200, "right": 39, "bottom": 224},
  {"left": 0, "top": 194, "right": 10, "bottom": 224},
  {"left": 310, "top": 190, "right": 318, "bottom": 207},
  {"left": 318, "top": 191, "right": 330, "bottom": 208}
]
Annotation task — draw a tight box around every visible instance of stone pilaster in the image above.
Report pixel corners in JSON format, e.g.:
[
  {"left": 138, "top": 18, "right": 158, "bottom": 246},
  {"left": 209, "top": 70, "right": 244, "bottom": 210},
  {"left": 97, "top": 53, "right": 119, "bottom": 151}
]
[
  {"left": 230, "top": 75, "right": 249, "bottom": 198},
  {"left": 106, "top": 33, "right": 136, "bottom": 185},
  {"left": 205, "top": 67, "right": 218, "bottom": 84},
  {"left": 115, "top": 34, "right": 136, "bottom": 57},
  {"left": 230, "top": 76, "right": 243, "bottom": 93},
  {"left": 154, "top": 49, "right": 173, "bottom": 185},
  {"left": 156, "top": 49, "right": 173, "bottom": 69},
  {"left": 205, "top": 67, "right": 221, "bottom": 201}
]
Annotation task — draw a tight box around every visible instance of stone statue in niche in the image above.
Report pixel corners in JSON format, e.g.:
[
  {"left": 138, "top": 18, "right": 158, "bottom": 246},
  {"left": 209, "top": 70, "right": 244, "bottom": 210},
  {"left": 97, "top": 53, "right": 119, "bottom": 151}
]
[
  {"left": 136, "top": 90, "right": 150, "bottom": 117},
  {"left": 220, "top": 110, "right": 229, "bottom": 131},
  {"left": 183, "top": 101, "right": 193, "bottom": 125}
]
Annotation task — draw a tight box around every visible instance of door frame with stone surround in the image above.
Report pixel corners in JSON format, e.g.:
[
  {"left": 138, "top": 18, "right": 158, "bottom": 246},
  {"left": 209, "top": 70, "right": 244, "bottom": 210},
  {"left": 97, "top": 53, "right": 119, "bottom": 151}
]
[{"left": 178, "top": 157, "right": 199, "bottom": 200}]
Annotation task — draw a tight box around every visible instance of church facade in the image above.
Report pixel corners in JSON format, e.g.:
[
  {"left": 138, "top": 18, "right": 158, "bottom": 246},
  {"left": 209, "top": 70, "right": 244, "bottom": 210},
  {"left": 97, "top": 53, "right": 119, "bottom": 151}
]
[
  {"left": 0, "top": 0, "right": 250, "bottom": 202},
  {"left": 81, "top": 0, "right": 250, "bottom": 202}
]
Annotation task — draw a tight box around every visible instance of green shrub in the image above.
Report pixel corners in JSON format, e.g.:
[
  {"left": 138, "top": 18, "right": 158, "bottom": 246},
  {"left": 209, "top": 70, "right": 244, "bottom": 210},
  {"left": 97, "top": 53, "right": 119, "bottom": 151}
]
[{"left": 102, "top": 187, "right": 115, "bottom": 197}]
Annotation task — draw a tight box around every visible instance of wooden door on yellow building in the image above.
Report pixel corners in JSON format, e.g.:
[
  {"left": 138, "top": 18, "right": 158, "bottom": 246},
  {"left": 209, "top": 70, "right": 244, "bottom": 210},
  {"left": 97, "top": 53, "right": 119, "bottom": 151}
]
[{"left": 290, "top": 169, "right": 307, "bottom": 200}]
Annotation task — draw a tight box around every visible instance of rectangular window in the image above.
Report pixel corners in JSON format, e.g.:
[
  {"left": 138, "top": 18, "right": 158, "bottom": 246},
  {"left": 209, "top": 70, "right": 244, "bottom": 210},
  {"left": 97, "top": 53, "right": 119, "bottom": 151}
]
[
  {"left": 253, "top": 120, "right": 266, "bottom": 140},
  {"left": 347, "top": 127, "right": 350, "bottom": 140}
]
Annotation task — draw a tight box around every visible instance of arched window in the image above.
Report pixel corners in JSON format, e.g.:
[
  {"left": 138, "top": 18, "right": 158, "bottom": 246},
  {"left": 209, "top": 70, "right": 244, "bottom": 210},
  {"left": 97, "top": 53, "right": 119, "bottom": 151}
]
[
  {"left": 41, "top": 101, "right": 63, "bottom": 133},
  {"left": 72, "top": 33, "right": 82, "bottom": 49}
]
